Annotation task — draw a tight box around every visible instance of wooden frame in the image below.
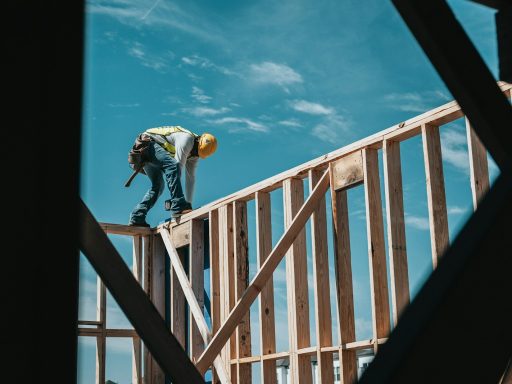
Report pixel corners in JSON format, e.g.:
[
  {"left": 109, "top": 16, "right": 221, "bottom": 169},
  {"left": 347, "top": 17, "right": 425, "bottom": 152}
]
[{"left": 78, "top": 83, "right": 511, "bottom": 383}]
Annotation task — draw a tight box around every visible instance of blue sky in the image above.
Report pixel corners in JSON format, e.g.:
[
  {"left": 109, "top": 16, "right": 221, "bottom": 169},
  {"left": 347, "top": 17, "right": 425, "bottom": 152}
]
[{"left": 78, "top": 1, "right": 502, "bottom": 383}]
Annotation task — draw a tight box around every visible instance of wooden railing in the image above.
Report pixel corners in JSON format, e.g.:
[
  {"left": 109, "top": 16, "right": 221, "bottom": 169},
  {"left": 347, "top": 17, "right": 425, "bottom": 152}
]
[{"left": 77, "top": 82, "right": 511, "bottom": 384}]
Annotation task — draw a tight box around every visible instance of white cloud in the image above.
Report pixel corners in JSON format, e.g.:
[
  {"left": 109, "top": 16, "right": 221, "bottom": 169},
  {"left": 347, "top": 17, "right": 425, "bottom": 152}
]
[
  {"left": 448, "top": 205, "right": 467, "bottom": 215},
  {"left": 211, "top": 117, "right": 268, "bottom": 133},
  {"left": 182, "top": 106, "right": 230, "bottom": 117},
  {"left": 355, "top": 317, "right": 373, "bottom": 340},
  {"left": 249, "top": 62, "right": 303, "bottom": 91},
  {"left": 191, "top": 86, "right": 211, "bottom": 104},
  {"left": 384, "top": 90, "right": 451, "bottom": 113},
  {"left": 290, "top": 100, "right": 334, "bottom": 115},
  {"left": 312, "top": 124, "right": 338, "bottom": 144},
  {"left": 182, "top": 55, "right": 235, "bottom": 76},
  {"left": 127, "top": 42, "right": 169, "bottom": 71},
  {"left": 441, "top": 129, "right": 469, "bottom": 173},
  {"left": 108, "top": 102, "right": 140, "bottom": 108},
  {"left": 405, "top": 215, "right": 430, "bottom": 231},
  {"left": 279, "top": 119, "right": 303, "bottom": 128}
]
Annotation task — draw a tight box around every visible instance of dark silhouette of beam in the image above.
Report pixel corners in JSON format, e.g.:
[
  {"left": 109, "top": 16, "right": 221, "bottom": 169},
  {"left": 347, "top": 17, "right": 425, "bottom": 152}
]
[{"left": 360, "top": 0, "right": 512, "bottom": 381}]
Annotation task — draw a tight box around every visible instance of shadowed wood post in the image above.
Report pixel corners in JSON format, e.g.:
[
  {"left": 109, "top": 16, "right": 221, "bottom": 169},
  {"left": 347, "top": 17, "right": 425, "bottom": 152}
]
[
  {"left": 96, "top": 277, "right": 106, "bottom": 384},
  {"left": 309, "top": 169, "right": 334, "bottom": 383},
  {"left": 209, "top": 210, "right": 221, "bottom": 383},
  {"left": 132, "top": 236, "right": 143, "bottom": 384},
  {"left": 171, "top": 247, "right": 187, "bottom": 349},
  {"left": 363, "top": 148, "right": 391, "bottom": 351},
  {"left": 233, "top": 201, "right": 252, "bottom": 383},
  {"left": 190, "top": 220, "right": 205, "bottom": 361},
  {"left": 256, "top": 191, "right": 277, "bottom": 384},
  {"left": 329, "top": 163, "right": 357, "bottom": 384},
  {"left": 383, "top": 140, "right": 409, "bottom": 325},
  {"left": 422, "top": 123, "right": 449, "bottom": 268},
  {"left": 466, "top": 118, "right": 490, "bottom": 210},
  {"left": 219, "top": 204, "right": 235, "bottom": 379},
  {"left": 151, "top": 234, "right": 166, "bottom": 384},
  {"left": 143, "top": 235, "right": 152, "bottom": 384}
]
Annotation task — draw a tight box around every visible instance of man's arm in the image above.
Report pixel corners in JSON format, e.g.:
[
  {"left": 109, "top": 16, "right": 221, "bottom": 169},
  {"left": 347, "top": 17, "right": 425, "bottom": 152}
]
[{"left": 184, "top": 157, "right": 198, "bottom": 204}]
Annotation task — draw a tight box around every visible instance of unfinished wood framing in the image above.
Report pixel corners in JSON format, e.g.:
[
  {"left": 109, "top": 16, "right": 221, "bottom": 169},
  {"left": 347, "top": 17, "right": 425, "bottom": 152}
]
[
  {"left": 363, "top": 148, "right": 391, "bottom": 350},
  {"left": 309, "top": 169, "right": 334, "bottom": 383},
  {"left": 283, "top": 178, "right": 313, "bottom": 384},
  {"left": 383, "top": 139, "right": 410, "bottom": 325},
  {"left": 255, "top": 191, "right": 277, "bottom": 384},
  {"left": 466, "top": 118, "right": 490, "bottom": 210},
  {"left": 329, "top": 163, "right": 357, "bottom": 384},
  {"left": 422, "top": 123, "right": 450, "bottom": 268},
  {"left": 79, "top": 88, "right": 509, "bottom": 382}
]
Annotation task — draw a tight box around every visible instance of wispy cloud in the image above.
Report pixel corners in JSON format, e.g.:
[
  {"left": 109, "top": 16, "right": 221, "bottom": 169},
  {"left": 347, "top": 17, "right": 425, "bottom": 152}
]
[
  {"left": 211, "top": 117, "right": 268, "bottom": 133},
  {"left": 128, "top": 42, "right": 171, "bottom": 71},
  {"left": 191, "top": 86, "right": 211, "bottom": 104},
  {"left": 182, "top": 55, "right": 235, "bottom": 76},
  {"left": 108, "top": 102, "right": 140, "bottom": 108},
  {"left": 441, "top": 129, "right": 469, "bottom": 173},
  {"left": 383, "top": 90, "right": 451, "bottom": 113},
  {"left": 405, "top": 214, "right": 430, "bottom": 231},
  {"left": 87, "top": 0, "right": 224, "bottom": 44},
  {"left": 448, "top": 205, "right": 467, "bottom": 215},
  {"left": 279, "top": 119, "right": 303, "bottom": 128},
  {"left": 249, "top": 62, "right": 303, "bottom": 92},
  {"left": 182, "top": 106, "right": 230, "bottom": 117},
  {"left": 290, "top": 100, "right": 334, "bottom": 115}
]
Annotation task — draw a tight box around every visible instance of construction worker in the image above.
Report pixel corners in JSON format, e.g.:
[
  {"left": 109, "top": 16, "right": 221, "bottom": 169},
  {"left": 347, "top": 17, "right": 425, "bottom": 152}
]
[{"left": 128, "top": 125, "right": 217, "bottom": 227}]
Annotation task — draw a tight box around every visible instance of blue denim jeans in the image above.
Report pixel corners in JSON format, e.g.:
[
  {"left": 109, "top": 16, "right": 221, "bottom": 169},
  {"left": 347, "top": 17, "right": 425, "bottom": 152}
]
[{"left": 129, "top": 142, "right": 191, "bottom": 223}]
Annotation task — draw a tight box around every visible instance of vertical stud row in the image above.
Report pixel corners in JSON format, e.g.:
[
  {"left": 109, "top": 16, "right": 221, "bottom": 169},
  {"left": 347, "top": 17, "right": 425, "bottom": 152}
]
[{"left": 132, "top": 236, "right": 143, "bottom": 384}]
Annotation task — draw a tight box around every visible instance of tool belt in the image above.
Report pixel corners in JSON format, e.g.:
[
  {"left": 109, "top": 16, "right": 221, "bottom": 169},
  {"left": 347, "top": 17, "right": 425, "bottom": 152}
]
[{"left": 124, "top": 133, "right": 152, "bottom": 187}]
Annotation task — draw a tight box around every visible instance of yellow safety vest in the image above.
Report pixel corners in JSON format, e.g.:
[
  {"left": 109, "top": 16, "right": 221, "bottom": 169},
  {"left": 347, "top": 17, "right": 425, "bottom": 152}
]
[{"left": 145, "top": 126, "right": 198, "bottom": 155}]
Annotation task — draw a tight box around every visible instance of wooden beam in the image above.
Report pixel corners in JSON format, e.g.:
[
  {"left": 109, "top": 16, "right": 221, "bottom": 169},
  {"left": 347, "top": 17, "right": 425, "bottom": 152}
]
[
  {"left": 132, "top": 236, "right": 143, "bottom": 384},
  {"left": 170, "top": 221, "right": 191, "bottom": 248},
  {"left": 171, "top": 247, "right": 186, "bottom": 348},
  {"left": 329, "top": 163, "right": 357, "bottom": 384},
  {"left": 309, "top": 169, "right": 334, "bottom": 383},
  {"left": 284, "top": 178, "right": 313, "bottom": 384},
  {"left": 143, "top": 235, "right": 153, "bottom": 384},
  {"left": 96, "top": 277, "right": 106, "bottom": 384},
  {"left": 99, "top": 222, "right": 152, "bottom": 236},
  {"left": 219, "top": 204, "right": 235, "bottom": 379},
  {"left": 160, "top": 229, "right": 231, "bottom": 384},
  {"left": 233, "top": 201, "right": 252, "bottom": 383},
  {"left": 79, "top": 200, "right": 204, "bottom": 383},
  {"left": 330, "top": 150, "right": 364, "bottom": 191},
  {"left": 363, "top": 148, "right": 391, "bottom": 349},
  {"left": 422, "top": 123, "right": 450, "bottom": 268},
  {"left": 255, "top": 191, "right": 277, "bottom": 384},
  {"left": 190, "top": 220, "right": 205, "bottom": 361},
  {"left": 209, "top": 210, "right": 221, "bottom": 383},
  {"left": 466, "top": 118, "right": 490, "bottom": 210},
  {"left": 151, "top": 234, "right": 166, "bottom": 384},
  {"left": 196, "top": 170, "right": 330, "bottom": 374},
  {"left": 383, "top": 140, "right": 410, "bottom": 326},
  {"left": 158, "top": 82, "right": 511, "bottom": 229}
]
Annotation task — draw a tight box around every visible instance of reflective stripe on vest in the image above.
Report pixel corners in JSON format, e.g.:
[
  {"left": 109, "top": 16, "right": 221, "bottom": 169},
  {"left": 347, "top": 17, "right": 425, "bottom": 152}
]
[{"left": 145, "top": 126, "right": 197, "bottom": 155}]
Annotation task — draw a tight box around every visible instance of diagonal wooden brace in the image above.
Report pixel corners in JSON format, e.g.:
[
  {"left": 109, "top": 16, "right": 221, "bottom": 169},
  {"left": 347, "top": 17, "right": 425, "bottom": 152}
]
[
  {"left": 195, "top": 169, "right": 331, "bottom": 373},
  {"left": 160, "top": 229, "right": 232, "bottom": 384}
]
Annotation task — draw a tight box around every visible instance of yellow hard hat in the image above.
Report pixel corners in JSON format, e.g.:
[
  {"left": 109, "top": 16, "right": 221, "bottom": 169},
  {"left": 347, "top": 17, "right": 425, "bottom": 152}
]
[{"left": 198, "top": 133, "right": 217, "bottom": 158}]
